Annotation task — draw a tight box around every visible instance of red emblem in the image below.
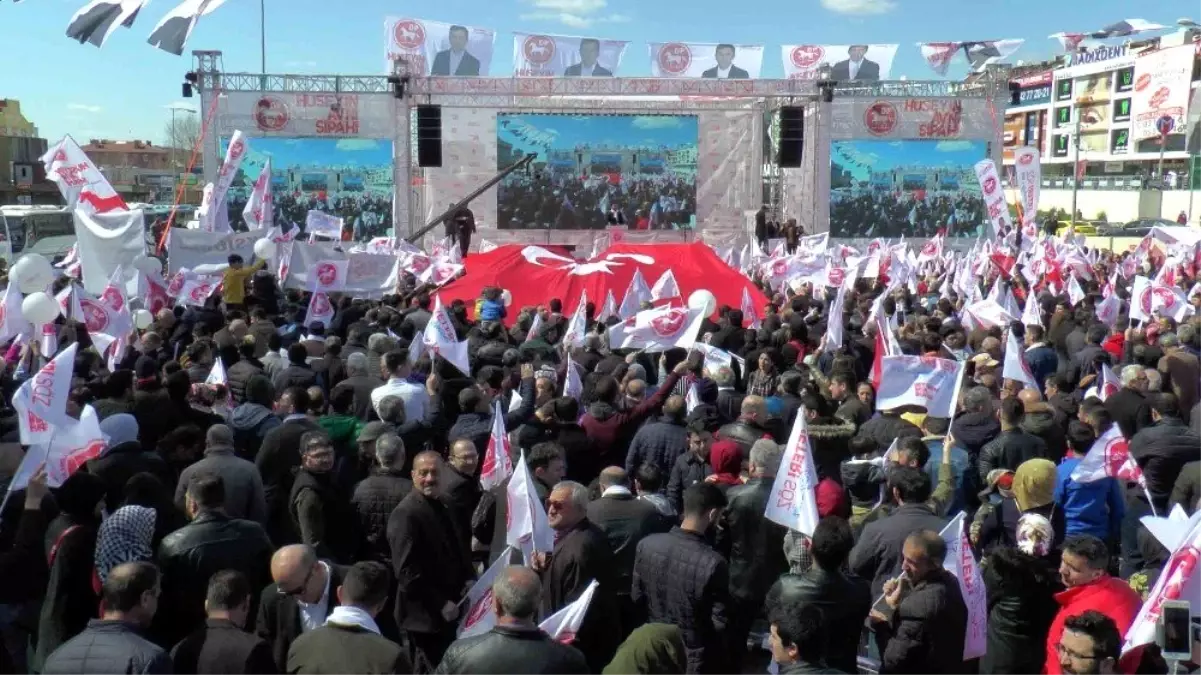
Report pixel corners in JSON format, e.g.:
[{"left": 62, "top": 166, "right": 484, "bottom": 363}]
[
  {"left": 649, "top": 308, "right": 687, "bottom": 338},
  {"left": 27, "top": 411, "right": 48, "bottom": 434},
  {"left": 1149, "top": 86, "right": 1171, "bottom": 110},
  {"left": 189, "top": 284, "right": 212, "bottom": 303},
  {"left": 100, "top": 286, "right": 124, "bottom": 312},
  {"left": 1102, "top": 381, "right": 1119, "bottom": 399},
  {"left": 392, "top": 19, "right": 426, "bottom": 49},
  {"left": 982, "top": 176, "right": 997, "bottom": 194},
  {"left": 827, "top": 267, "right": 846, "bottom": 287},
  {"left": 311, "top": 292, "right": 331, "bottom": 316},
  {"left": 254, "top": 96, "right": 289, "bottom": 132},
  {"left": 463, "top": 590, "right": 493, "bottom": 630},
  {"left": 657, "top": 43, "right": 692, "bottom": 75},
  {"left": 1018, "top": 152, "right": 1034, "bottom": 166},
  {"left": 316, "top": 262, "right": 338, "bottom": 288},
  {"left": 864, "top": 101, "right": 898, "bottom": 136},
  {"left": 1134, "top": 73, "right": 1152, "bottom": 92},
  {"left": 790, "top": 45, "right": 825, "bottom": 69},
  {"left": 62, "top": 440, "right": 105, "bottom": 476},
  {"left": 556, "top": 631, "right": 577, "bottom": 645},
  {"left": 921, "top": 241, "right": 937, "bottom": 256},
  {"left": 523, "top": 35, "right": 556, "bottom": 65},
  {"left": 80, "top": 299, "right": 109, "bottom": 333},
  {"left": 410, "top": 255, "right": 431, "bottom": 273},
  {"left": 924, "top": 42, "right": 957, "bottom": 69},
  {"left": 167, "top": 272, "right": 186, "bottom": 297}
]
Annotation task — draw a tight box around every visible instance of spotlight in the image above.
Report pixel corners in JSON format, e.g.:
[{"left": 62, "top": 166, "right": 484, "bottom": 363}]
[
  {"left": 182, "top": 82, "right": 193, "bottom": 98},
  {"left": 184, "top": 71, "right": 199, "bottom": 83}
]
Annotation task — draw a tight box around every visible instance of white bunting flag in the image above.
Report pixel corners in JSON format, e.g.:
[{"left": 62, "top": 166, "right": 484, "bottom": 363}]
[
  {"left": 649, "top": 270, "right": 680, "bottom": 301},
  {"left": 147, "top": 0, "right": 229, "bottom": 56},
  {"left": 480, "top": 401, "right": 513, "bottom": 491},
  {"left": 423, "top": 296, "right": 471, "bottom": 377},
  {"left": 608, "top": 306, "right": 705, "bottom": 353},
  {"left": 242, "top": 156, "right": 274, "bottom": 230},
  {"left": 764, "top": 406, "right": 820, "bottom": 535},
  {"left": 597, "top": 290, "right": 618, "bottom": 323},
  {"left": 66, "top": 0, "right": 149, "bottom": 48}
]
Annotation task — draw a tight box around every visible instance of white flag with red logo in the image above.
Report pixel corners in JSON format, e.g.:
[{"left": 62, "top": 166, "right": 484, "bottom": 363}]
[
  {"left": 311, "top": 259, "right": 349, "bottom": 292},
  {"left": 12, "top": 343, "right": 78, "bottom": 445},
  {"left": 203, "top": 130, "right": 246, "bottom": 234},
  {"left": 423, "top": 296, "right": 471, "bottom": 377},
  {"left": 1086, "top": 362, "right": 1122, "bottom": 402},
  {"left": 562, "top": 290, "right": 588, "bottom": 350},
  {"left": 649, "top": 270, "right": 680, "bottom": 301},
  {"left": 964, "top": 298, "right": 1017, "bottom": 330},
  {"left": 43, "top": 405, "right": 108, "bottom": 487},
  {"left": 597, "top": 290, "right": 618, "bottom": 323},
  {"left": 136, "top": 270, "right": 173, "bottom": 316},
  {"left": 539, "top": 579, "right": 599, "bottom": 645},
  {"left": 205, "top": 357, "right": 228, "bottom": 388},
  {"left": 1002, "top": 329, "right": 1039, "bottom": 391},
  {"left": 304, "top": 291, "right": 335, "bottom": 330},
  {"left": 607, "top": 306, "right": 705, "bottom": 353},
  {"left": 939, "top": 512, "right": 988, "bottom": 659},
  {"left": 457, "top": 548, "right": 514, "bottom": 639},
  {"left": 875, "top": 355, "right": 964, "bottom": 418},
  {"left": 1066, "top": 274, "right": 1086, "bottom": 307},
  {"left": 242, "top": 156, "right": 274, "bottom": 230},
  {"left": 617, "top": 269, "right": 652, "bottom": 319},
  {"left": 1071, "top": 424, "right": 1146, "bottom": 486},
  {"left": 40, "top": 135, "right": 128, "bottom": 214},
  {"left": 1020, "top": 294, "right": 1043, "bottom": 328},
  {"left": 505, "top": 450, "right": 555, "bottom": 557},
  {"left": 764, "top": 406, "right": 820, "bottom": 536},
  {"left": 480, "top": 401, "right": 513, "bottom": 491},
  {"left": 0, "top": 283, "right": 32, "bottom": 343},
  {"left": 1095, "top": 292, "right": 1120, "bottom": 328},
  {"left": 177, "top": 274, "right": 220, "bottom": 308},
  {"left": 917, "top": 235, "right": 944, "bottom": 263},
  {"left": 824, "top": 284, "right": 847, "bottom": 352},
  {"left": 1122, "top": 516, "right": 1201, "bottom": 653},
  {"left": 524, "top": 313, "right": 543, "bottom": 344},
  {"left": 563, "top": 355, "right": 583, "bottom": 401},
  {"left": 97, "top": 266, "right": 133, "bottom": 336},
  {"left": 741, "top": 286, "right": 761, "bottom": 330}
]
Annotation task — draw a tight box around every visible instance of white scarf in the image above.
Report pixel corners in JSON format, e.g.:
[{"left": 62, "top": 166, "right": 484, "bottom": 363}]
[{"left": 325, "top": 606, "right": 380, "bottom": 634}]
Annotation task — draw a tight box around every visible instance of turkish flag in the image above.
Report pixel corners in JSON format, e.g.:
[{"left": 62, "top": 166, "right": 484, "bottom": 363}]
[{"left": 436, "top": 243, "right": 770, "bottom": 326}]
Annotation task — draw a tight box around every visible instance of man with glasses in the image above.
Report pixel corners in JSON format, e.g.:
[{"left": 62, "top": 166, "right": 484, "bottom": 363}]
[
  {"left": 289, "top": 431, "right": 354, "bottom": 563},
  {"left": 256, "top": 544, "right": 348, "bottom": 672},
  {"left": 1056, "top": 611, "right": 1122, "bottom": 675}
]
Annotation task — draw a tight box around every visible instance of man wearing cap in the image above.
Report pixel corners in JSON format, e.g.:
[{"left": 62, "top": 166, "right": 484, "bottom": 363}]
[
  {"left": 830, "top": 45, "right": 880, "bottom": 81},
  {"left": 175, "top": 425, "right": 268, "bottom": 526}
]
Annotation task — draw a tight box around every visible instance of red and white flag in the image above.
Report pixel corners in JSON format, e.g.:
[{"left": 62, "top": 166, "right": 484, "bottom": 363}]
[
  {"left": 1070, "top": 424, "right": 1146, "bottom": 487},
  {"left": 1002, "top": 329, "right": 1039, "bottom": 391},
  {"left": 13, "top": 343, "right": 78, "bottom": 445},
  {"left": 524, "top": 313, "right": 543, "bottom": 344},
  {"left": 39, "top": 324, "right": 58, "bottom": 359},
  {"left": 1123, "top": 517, "right": 1201, "bottom": 654},
  {"left": 563, "top": 355, "right": 583, "bottom": 401},
  {"left": 40, "top": 135, "right": 128, "bottom": 214},
  {"left": 917, "top": 234, "right": 944, "bottom": 263},
  {"left": 457, "top": 548, "right": 514, "bottom": 639},
  {"left": 539, "top": 579, "right": 599, "bottom": 645},
  {"left": 505, "top": 450, "right": 555, "bottom": 560},
  {"left": 304, "top": 291, "right": 335, "bottom": 329},
  {"left": 204, "top": 130, "right": 247, "bottom": 234},
  {"left": 1095, "top": 292, "right": 1120, "bottom": 328},
  {"left": 1094, "top": 363, "right": 1121, "bottom": 402},
  {"left": 423, "top": 296, "right": 471, "bottom": 377},
  {"left": 764, "top": 406, "right": 820, "bottom": 536},
  {"left": 137, "top": 270, "right": 173, "bottom": 316},
  {"left": 562, "top": 290, "right": 588, "bottom": 349},
  {"left": 597, "top": 290, "right": 618, "bottom": 323},
  {"left": 617, "top": 269, "right": 652, "bottom": 319},
  {"left": 480, "top": 401, "right": 513, "bottom": 491},
  {"left": 939, "top": 512, "right": 988, "bottom": 659},
  {"left": 741, "top": 286, "right": 761, "bottom": 330},
  {"left": 43, "top": 405, "right": 108, "bottom": 487},
  {"left": 649, "top": 270, "right": 680, "bottom": 301},
  {"left": 205, "top": 356, "right": 228, "bottom": 388},
  {"left": 312, "top": 259, "right": 349, "bottom": 292},
  {"left": 1020, "top": 293, "right": 1043, "bottom": 328},
  {"left": 608, "top": 306, "right": 705, "bottom": 353},
  {"left": 242, "top": 156, "right": 274, "bottom": 230},
  {"left": 964, "top": 298, "right": 1017, "bottom": 330},
  {"left": 875, "top": 355, "right": 964, "bottom": 418},
  {"left": 1066, "top": 275, "right": 1086, "bottom": 307}
]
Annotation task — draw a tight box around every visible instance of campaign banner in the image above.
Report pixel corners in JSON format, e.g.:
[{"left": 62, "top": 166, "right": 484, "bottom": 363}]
[
  {"left": 829, "top": 97, "right": 993, "bottom": 139},
  {"left": 213, "top": 92, "right": 395, "bottom": 138},
  {"left": 1012, "top": 147, "right": 1040, "bottom": 224},
  {"left": 974, "top": 159, "right": 1012, "bottom": 239},
  {"left": 1130, "top": 44, "right": 1195, "bottom": 141},
  {"left": 284, "top": 242, "right": 400, "bottom": 297},
  {"left": 781, "top": 44, "right": 897, "bottom": 81},
  {"left": 385, "top": 18, "right": 495, "bottom": 75},
  {"left": 512, "top": 33, "right": 627, "bottom": 77},
  {"left": 649, "top": 42, "right": 763, "bottom": 79},
  {"left": 875, "top": 355, "right": 964, "bottom": 417},
  {"left": 167, "top": 228, "right": 266, "bottom": 275},
  {"left": 940, "top": 513, "right": 988, "bottom": 659},
  {"left": 73, "top": 210, "right": 147, "bottom": 296}
]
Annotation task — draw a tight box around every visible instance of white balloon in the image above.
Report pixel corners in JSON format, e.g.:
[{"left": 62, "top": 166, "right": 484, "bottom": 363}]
[
  {"left": 501, "top": 289, "right": 512, "bottom": 307},
  {"left": 687, "top": 289, "right": 717, "bottom": 316},
  {"left": 12, "top": 254, "right": 55, "bottom": 294},
  {"left": 253, "top": 238, "right": 277, "bottom": 259},
  {"left": 133, "top": 309, "right": 153, "bottom": 330},
  {"left": 21, "top": 291, "right": 60, "bottom": 325},
  {"left": 132, "top": 256, "right": 162, "bottom": 276}
]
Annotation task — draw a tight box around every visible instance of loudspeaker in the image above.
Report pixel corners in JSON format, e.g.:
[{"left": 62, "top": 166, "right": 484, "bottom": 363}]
[
  {"left": 778, "top": 106, "right": 804, "bottom": 168},
  {"left": 416, "top": 105, "right": 442, "bottom": 168}
]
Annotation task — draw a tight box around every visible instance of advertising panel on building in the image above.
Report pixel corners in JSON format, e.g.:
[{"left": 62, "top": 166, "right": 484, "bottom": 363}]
[
  {"left": 1129, "top": 43, "right": 1194, "bottom": 141},
  {"left": 1008, "top": 71, "right": 1052, "bottom": 108}
]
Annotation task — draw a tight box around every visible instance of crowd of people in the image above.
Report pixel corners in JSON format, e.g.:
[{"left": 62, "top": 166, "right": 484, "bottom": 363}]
[
  {"left": 0, "top": 230, "right": 1197, "bottom": 675},
  {"left": 829, "top": 192, "right": 988, "bottom": 239},
  {"left": 223, "top": 192, "right": 395, "bottom": 241},
  {"left": 498, "top": 173, "right": 695, "bottom": 230}
]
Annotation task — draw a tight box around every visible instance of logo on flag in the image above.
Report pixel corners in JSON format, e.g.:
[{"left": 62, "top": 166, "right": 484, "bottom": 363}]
[
  {"left": 81, "top": 299, "right": 109, "bottom": 333},
  {"left": 311, "top": 293, "right": 332, "bottom": 316},
  {"left": 657, "top": 43, "right": 692, "bottom": 74},
  {"left": 100, "top": 286, "right": 125, "bottom": 312},
  {"left": 27, "top": 411, "right": 48, "bottom": 434},
  {"left": 864, "top": 101, "right": 898, "bottom": 135},
  {"left": 827, "top": 267, "right": 846, "bottom": 287},
  {"left": 790, "top": 45, "right": 825, "bottom": 68},
  {"left": 1102, "top": 436, "right": 1140, "bottom": 482},
  {"left": 523, "top": 35, "right": 556, "bottom": 64},
  {"left": 254, "top": 96, "right": 289, "bottom": 132},
  {"left": 649, "top": 308, "right": 687, "bottom": 337},
  {"left": 393, "top": 19, "right": 426, "bottom": 48},
  {"left": 463, "top": 589, "right": 493, "bottom": 631},
  {"left": 316, "top": 262, "right": 338, "bottom": 287}
]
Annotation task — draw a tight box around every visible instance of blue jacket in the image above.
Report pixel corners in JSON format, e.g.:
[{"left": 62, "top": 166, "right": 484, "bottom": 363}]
[
  {"left": 1054, "top": 456, "right": 1125, "bottom": 540},
  {"left": 923, "top": 437, "right": 975, "bottom": 518},
  {"left": 1023, "top": 344, "right": 1059, "bottom": 390},
  {"left": 479, "top": 299, "right": 507, "bottom": 322}
]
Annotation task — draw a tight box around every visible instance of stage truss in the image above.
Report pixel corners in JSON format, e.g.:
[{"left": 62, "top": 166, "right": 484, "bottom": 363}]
[{"left": 192, "top": 51, "right": 1009, "bottom": 246}]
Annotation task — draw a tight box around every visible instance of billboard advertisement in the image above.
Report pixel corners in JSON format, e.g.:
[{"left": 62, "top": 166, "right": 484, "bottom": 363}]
[
  {"left": 829, "top": 98, "right": 995, "bottom": 140},
  {"left": 1008, "top": 71, "right": 1052, "bottom": 108},
  {"left": 511, "top": 33, "right": 628, "bottom": 77},
  {"left": 829, "top": 139, "right": 989, "bottom": 239},
  {"left": 1075, "top": 73, "right": 1112, "bottom": 105},
  {"left": 219, "top": 137, "right": 394, "bottom": 240},
  {"left": 1130, "top": 43, "right": 1195, "bottom": 141},
  {"left": 780, "top": 44, "right": 898, "bottom": 81},
  {"left": 213, "top": 92, "right": 395, "bottom": 139},
  {"left": 495, "top": 114, "right": 698, "bottom": 230},
  {"left": 384, "top": 18, "right": 495, "bottom": 75}
]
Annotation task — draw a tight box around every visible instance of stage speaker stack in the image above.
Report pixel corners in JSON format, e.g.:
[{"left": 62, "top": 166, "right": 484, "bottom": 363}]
[
  {"left": 777, "top": 106, "right": 804, "bottom": 168},
  {"left": 416, "top": 105, "right": 443, "bottom": 168}
]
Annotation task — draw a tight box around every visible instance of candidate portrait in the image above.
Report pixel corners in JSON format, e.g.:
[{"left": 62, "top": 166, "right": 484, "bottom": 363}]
[
  {"left": 564, "top": 38, "right": 613, "bottom": 76},
  {"left": 702, "top": 44, "right": 749, "bottom": 79},
  {"left": 431, "top": 24, "right": 481, "bottom": 76},
  {"left": 829, "top": 45, "right": 880, "bottom": 81}
]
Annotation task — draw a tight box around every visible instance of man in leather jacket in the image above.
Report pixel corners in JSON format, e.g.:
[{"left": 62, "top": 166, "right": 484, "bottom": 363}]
[
  {"left": 716, "top": 396, "right": 775, "bottom": 460},
  {"left": 435, "top": 566, "right": 588, "bottom": 674}
]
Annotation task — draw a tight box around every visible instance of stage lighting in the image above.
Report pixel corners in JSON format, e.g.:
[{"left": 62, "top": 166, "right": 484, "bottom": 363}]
[
  {"left": 182, "top": 82, "right": 193, "bottom": 98},
  {"left": 387, "top": 75, "right": 410, "bottom": 100},
  {"left": 184, "top": 72, "right": 198, "bottom": 83},
  {"left": 1009, "top": 81, "right": 1021, "bottom": 106},
  {"left": 817, "top": 80, "right": 835, "bottom": 103}
]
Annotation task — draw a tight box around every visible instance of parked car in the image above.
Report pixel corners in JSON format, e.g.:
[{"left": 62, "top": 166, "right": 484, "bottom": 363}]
[
  {"left": 1056, "top": 221, "right": 1099, "bottom": 235},
  {"left": 1096, "top": 218, "right": 1178, "bottom": 237}
]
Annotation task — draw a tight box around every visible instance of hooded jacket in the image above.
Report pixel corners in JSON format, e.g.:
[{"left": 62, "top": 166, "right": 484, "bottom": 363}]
[{"left": 227, "top": 403, "right": 282, "bottom": 458}]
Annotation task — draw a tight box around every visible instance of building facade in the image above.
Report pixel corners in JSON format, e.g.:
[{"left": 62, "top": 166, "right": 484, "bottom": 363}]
[{"left": 0, "top": 100, "right": 58, "bottom": 205}]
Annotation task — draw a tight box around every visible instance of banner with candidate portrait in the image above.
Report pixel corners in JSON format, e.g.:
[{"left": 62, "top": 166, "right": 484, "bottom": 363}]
[
  {"left": 1130, "top": 43, "right": 1195, "bottom": 142},
  {"left": 648, "top": 42, "right": 764, "bottom": 79},
  {"left": 512, "top": 33, "right": 628, "bottom": 77},
  {"left": 385, "top": 17, "right": 495, "bottom": 76},
  {"left": 781, "top": 44, "right": 898, "bottom": 81}
]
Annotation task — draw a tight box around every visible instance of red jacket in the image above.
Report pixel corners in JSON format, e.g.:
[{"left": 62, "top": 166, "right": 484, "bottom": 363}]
[
  {"left": 1044, "top": 576, "right": 1143, "bottom": 674},
  {"left": 580, "top": 371, "right": 681, "bottom": 467},
  {"left": 1101, "top": 333, "right": 1125, "bottom": 362}
]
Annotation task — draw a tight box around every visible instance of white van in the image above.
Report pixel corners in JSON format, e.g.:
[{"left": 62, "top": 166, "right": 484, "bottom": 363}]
[{"left": 0, "top": 205, "right": 76, "bottom": 264}]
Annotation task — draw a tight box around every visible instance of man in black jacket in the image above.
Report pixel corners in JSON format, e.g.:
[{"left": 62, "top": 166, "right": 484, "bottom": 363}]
[
  {"left": 351, "top": 433, "right": 412, "bottom": 565},
  {"left": 767, "top": 603, "right": 840, "bottom": 675},
  {"left": 766, "top": 517, "right": 869, "bottom": 674},
  {"left": 286, "top": 561, "right": 410, "bottom": 674},
  {"left": 156, "top": 473, "right": 274, "bottom": 647},
  {"left": 849, "top": 467, "right": 947, "bottom": 597},
  {"left": 87, "top": 413, "right": 173, "bottom": 511},
  {"left": 226, "top": 337, "right": 264, "bottom": 404},
  {"left": 632, "top": 482, "right": 730, "bottom": 674},
  {"left": 256, "top": 544, "right": 346, "bottom": 672},
  {"left": 1104, "top": 365, "right": 1153, "bottom": 439},
  {"left": 388, "top": 451, "right": 475, "bottom": 671},
  {"left": 331, "top": 353, "right": 385, "bottom": 422},
  {"left": 171, "top": 570, "right": 276, "bottom": 674},
  {"left": 441, "top": 439, "right": 482, "bottom": 556},
  {"left": 717, "top": 396, "right": 774, "bottom": 460},
  {"left": 256, "top": 387, "right": 323, "bottom": 545},
  {"left": 1129, "top": 392, "right": 1201, "bottom": 513},
  {"left": 435, "top": 566, "right": 588, "bottom": 674},
  {"left": 878, "top": 531, "right": 967, "bottom": 673},
  {"left": 624, "top": 395, "right": 689, "bottom": 477},
  {"left": 667, "top": 422, "right": 716, "bottom": 513},
  {"left": 718, "top": 439, "right": 788, "bottom": 670},
  {"left": 290, "top": 431, "right": 356, "bottom": 563},
  {"left": 273, "top": 343, "right": 319, "bottom": 394},
  {"left": 978, "top": 397, "right": 1048, "bottom": 484},
  {"left": 447, "top": 364, "right": 536, "bottom": 451},
  {"left": 586, "top": 467, "right": 670, "bottom": 637}
]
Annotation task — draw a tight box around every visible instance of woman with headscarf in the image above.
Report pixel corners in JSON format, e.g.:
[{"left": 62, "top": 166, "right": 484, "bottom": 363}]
[
  {"left": 31, "top": 472, "right": 107, "bottom": 671},
  {"left": 94, "top": 505, "right": 157, "bottom": 588},
  {"left": 976, "top": 458, "right": 1065, "bottom": 559},
  {"left": 603, "top": 624, "right": 687, "bottom": 675},
  {"left": 981, "top": 513, "right": 1063, "bottom": 674},
  {"left": 705, "top": 439, "right": 743, "bottom": 494}
]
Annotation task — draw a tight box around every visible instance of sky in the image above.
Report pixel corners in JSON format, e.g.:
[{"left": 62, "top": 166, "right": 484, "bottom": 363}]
[
  {"left": 832, "top": 139, "right": 988, "bottom": 180},
  {"left": 499, "top": 114, "right": 698, "bottom": 154},
  {"left": 3, "top": 0, "right": 1198, "bottom": 147}
]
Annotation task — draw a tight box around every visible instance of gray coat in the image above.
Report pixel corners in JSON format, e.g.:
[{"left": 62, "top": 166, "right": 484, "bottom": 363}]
[
  {"left": 42, "top": 620, "right": 171, "bottom": 674},
  {"left": 175, "top": 446, "right": 269, "bottom": 525}
]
